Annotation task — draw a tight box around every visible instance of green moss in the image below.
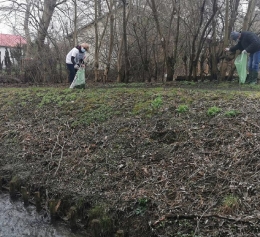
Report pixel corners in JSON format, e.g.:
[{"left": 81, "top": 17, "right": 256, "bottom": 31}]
[
  {"left": 72, "top": 104, "right": 114, "bottom": 127},
  {"left": 132, "top": 100, "right": 151, "bottom": 115},
  {"left": 207, "top": 106, "right": 222, "bottom": 116},
  {"left": 176, "top": 104, "right": 189, "bottom": 113},
  {"left": 224, "top": 110, "right": 239, "bottom": 117}
]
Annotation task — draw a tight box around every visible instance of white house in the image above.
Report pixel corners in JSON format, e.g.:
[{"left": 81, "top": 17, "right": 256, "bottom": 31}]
[{"left": 0, "top": 33, "right": 26, "bottom": 67}]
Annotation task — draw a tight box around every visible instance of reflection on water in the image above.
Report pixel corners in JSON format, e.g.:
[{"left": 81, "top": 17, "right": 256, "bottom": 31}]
[{"left": 0, "top": 193, "right": 86, "bottom": 237}]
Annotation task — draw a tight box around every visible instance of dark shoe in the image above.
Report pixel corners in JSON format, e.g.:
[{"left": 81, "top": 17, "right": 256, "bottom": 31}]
[
  {"left": 245, "top": 71, "right": 252, "bottom": 84},
  {"left": 250, "top": 71, "right": 258, "bottom": 85}
]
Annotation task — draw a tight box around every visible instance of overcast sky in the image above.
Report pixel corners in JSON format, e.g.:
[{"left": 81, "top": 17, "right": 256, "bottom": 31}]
[
  {"left": 0, "top": 0, "right": 21, "bottom": 35},
  {"left": 0, "top": 23, "right": 12, "bottom": 34}
]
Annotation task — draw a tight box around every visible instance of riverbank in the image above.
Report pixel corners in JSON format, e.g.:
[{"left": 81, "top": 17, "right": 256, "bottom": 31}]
[
  {"left": 0, "top": 192, "right": 87, "bottom": 237},
  {"left": 1, "top": 82, "right": 260, "bottom": 236}
]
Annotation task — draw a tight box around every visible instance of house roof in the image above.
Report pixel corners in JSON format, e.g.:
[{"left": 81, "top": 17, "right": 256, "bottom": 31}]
[{"left": 0, "top": 34, "right": 26, "bottom": 48}]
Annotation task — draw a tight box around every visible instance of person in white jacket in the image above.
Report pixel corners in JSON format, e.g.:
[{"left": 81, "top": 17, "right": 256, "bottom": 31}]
[{"left": 66, "top": 43, "right": 89, "bottom": 83}]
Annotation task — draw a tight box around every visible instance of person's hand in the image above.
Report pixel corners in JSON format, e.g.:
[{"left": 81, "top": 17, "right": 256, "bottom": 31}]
[
  {"left": 74, "top": 64, "right": 80, "bottom": 69},
  {"left": 224, "top": 48, "right": 230, "bottom": 52},
  {"left": 242, "top": 49, "right": 247, "bottom": 54}
]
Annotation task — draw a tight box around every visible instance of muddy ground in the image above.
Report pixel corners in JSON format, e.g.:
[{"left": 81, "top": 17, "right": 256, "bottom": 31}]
[{"left": 1, "top": 80, "right": 260, "bottom": 236}]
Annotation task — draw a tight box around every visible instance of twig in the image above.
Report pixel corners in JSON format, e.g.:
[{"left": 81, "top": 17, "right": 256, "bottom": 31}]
[
  {"left": 152, "top": 213, "right": 256, "bottom": 228},
  {"left": 54, "top": 142, "right": 65, "bottom": 177},
  {"left": 194, "top": 203, "right": 215, "bottom": 236},
  {"left": 242, "top": 118, "right": 260, "bottom": 129},
  {"left": 50, "top": 129, "right": 61, "bottom": 160}
]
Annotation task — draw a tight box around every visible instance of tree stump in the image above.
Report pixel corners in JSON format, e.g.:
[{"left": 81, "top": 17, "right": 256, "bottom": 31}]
[
  {"left": 35, "top": 191, "right": 41, "bottom": 212},
  {"left": 91, "top": 219, "right": 101, "bottom": 237},
  {"left": 21, "top": 186, "right": 29, "bottom": 206}
]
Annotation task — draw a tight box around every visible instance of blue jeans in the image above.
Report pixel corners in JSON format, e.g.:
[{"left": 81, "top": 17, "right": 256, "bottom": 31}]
[
  {"left": 66, "top": 64, "right": 76, "bottom": 83},
  {"left": 248, "top": 51, "right": 260, "bottom": 72}
]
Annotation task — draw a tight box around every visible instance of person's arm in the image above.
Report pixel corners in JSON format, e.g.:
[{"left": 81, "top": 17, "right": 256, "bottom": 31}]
[
  {"left": 229, "top": 43, "right": 241, "bottom": 52},
  {"left": 71, "top": 48, "right": 79, "bottom": 65},
  {"left": 71, "top": 56, "right": 76, "bottom": 65}
]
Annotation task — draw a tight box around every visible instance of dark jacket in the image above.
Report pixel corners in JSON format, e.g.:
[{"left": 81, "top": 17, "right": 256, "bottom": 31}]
[{"left": 230, "top": 31, "right": 260, "bottom": 54}]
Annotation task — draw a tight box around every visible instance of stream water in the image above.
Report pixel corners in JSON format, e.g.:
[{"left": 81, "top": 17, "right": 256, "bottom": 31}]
[{"left": 0, "top": 192, "right": 87, "bottom": 237}]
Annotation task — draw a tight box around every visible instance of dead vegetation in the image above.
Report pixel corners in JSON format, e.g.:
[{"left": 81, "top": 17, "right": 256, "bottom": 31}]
[{"left": 1, "top": 82, "right": 260, "bottom": 236}]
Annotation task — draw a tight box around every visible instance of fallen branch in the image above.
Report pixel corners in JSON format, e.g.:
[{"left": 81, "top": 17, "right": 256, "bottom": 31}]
[{"left": 152, "top": 213, "right": 256, "bottom": 227}]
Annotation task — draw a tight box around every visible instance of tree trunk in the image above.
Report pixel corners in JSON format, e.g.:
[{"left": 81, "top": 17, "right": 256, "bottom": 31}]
[
  {"left": 148, "top": 0, "right": 177, "bottom": 82},
  {"left": 220, "top": 0, "right": 230, "bottom": 80},
  {"left": 133, "top": 22, "right": 150, "bottom": 82},
  {"left": 188, "top": 0, "right": 217, "bottom": 81},
  {"left": 225, "top": 0, "right": 240, "bottom": 81},
  {"left": 73, "top": 0, "right": 77, "bottom": 46},
  {"left": 122, "top": 0, "right": 129, "bottom": 83},
  {"left": 117, "top": 1, "right": 131, "bottom": 83},
  {"left": 103, "top": 0, "right": 115, "bottom": 83},
  {"left": 243, "top": 0, "right": 256, "bottom": 31},
  {"left": 36, "top": 0, "right": 57, "bottom": 50},
  {"left": 210, "top": 8, "right": 218, "bottom": 81},
  {"left": 24, "top": 0, "right": 32, "bottom": 57},
  {"left": 94, "top": 0, "right": 99, "bottom": 82}
]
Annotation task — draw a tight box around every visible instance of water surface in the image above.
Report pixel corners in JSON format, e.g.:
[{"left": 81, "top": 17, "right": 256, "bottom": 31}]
[{"left": 0, "top": 193, "right": 86, "bottom": 237}]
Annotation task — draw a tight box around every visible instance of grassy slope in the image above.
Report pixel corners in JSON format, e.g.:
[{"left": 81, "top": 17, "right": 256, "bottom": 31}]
[{"left": 1, "top": 83, "right": 260, "bottom": 236}]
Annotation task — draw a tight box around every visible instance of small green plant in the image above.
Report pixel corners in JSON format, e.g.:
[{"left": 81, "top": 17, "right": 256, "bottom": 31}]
[
  {"left": 72, "top": 104, "right": 113, "bottom": 127},
  {"left": 224, "top": 110, "right": 239, "bottom": 117},
  {"left": 176, "top": 104, "right": 189, "bottom": 113},
  {"left": 180, "top": 80, "right": 197, "bottom": 86},
  {"left": 151, "top": 96, "right": 163, "bottom": 110},
  {"left": 138, "top": 197, "right": 148, "bottom": 206},
  {"left": 220, "top": 194, "right": 239, "bottom": 214},
  {"left": 207, "top": 106, "right": 221, "bottom": 116},
  {"left": 135, "top": 198, "right": 148, "bottom": 216}
]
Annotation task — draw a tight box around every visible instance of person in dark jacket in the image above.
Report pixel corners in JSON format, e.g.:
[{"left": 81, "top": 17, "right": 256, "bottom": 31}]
[{"left": 225, "top": 31, "right": 260, "bottom": 84}]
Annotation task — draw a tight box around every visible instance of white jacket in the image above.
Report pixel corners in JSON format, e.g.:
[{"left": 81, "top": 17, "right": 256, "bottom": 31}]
[{"left": 66, "top": 47, "right": 85, "bottom": 64}]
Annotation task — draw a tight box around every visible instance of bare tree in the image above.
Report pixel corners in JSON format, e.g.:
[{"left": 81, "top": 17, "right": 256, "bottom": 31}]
[
  {"left": 148, "top": 0, "right": 179, "bottom": 82},
  {"left": 242, "top": 0, "right": 256, "bottom": 30},
  {"left": 73, "top": 0, "right": 78, "bottom": 45},
  {"left": 103, "top": 0, "right": 115, "bottom": 83},
  {"left": 36, "top": 0, "right": 67, "bottom": 50},
  {"left": 116, "top": 1, "right": 131, "bottom": 83}
]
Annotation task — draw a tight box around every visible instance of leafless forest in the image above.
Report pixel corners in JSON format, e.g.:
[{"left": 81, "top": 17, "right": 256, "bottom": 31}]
[{"left": 0, "top": 0, "right": 259, "bottom": 83}]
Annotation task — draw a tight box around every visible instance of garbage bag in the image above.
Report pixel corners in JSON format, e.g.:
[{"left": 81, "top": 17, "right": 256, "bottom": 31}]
[
  {"left": 234, "top": 53, "right": 247, "bottom": 84},
  {"left": 69, "top": 68, "right": 85, "bottom": 89}
]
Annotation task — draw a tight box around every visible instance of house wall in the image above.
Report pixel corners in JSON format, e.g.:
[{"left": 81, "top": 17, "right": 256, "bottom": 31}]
[
  {"left": 0, "top": 46, "right": 18, "bottom": 67},
  {"left": 78, "top": 21, "right": 105, "bottom": 68},
  {"left": 0, "top": 47, "right": 6, "bottom": 65}
]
